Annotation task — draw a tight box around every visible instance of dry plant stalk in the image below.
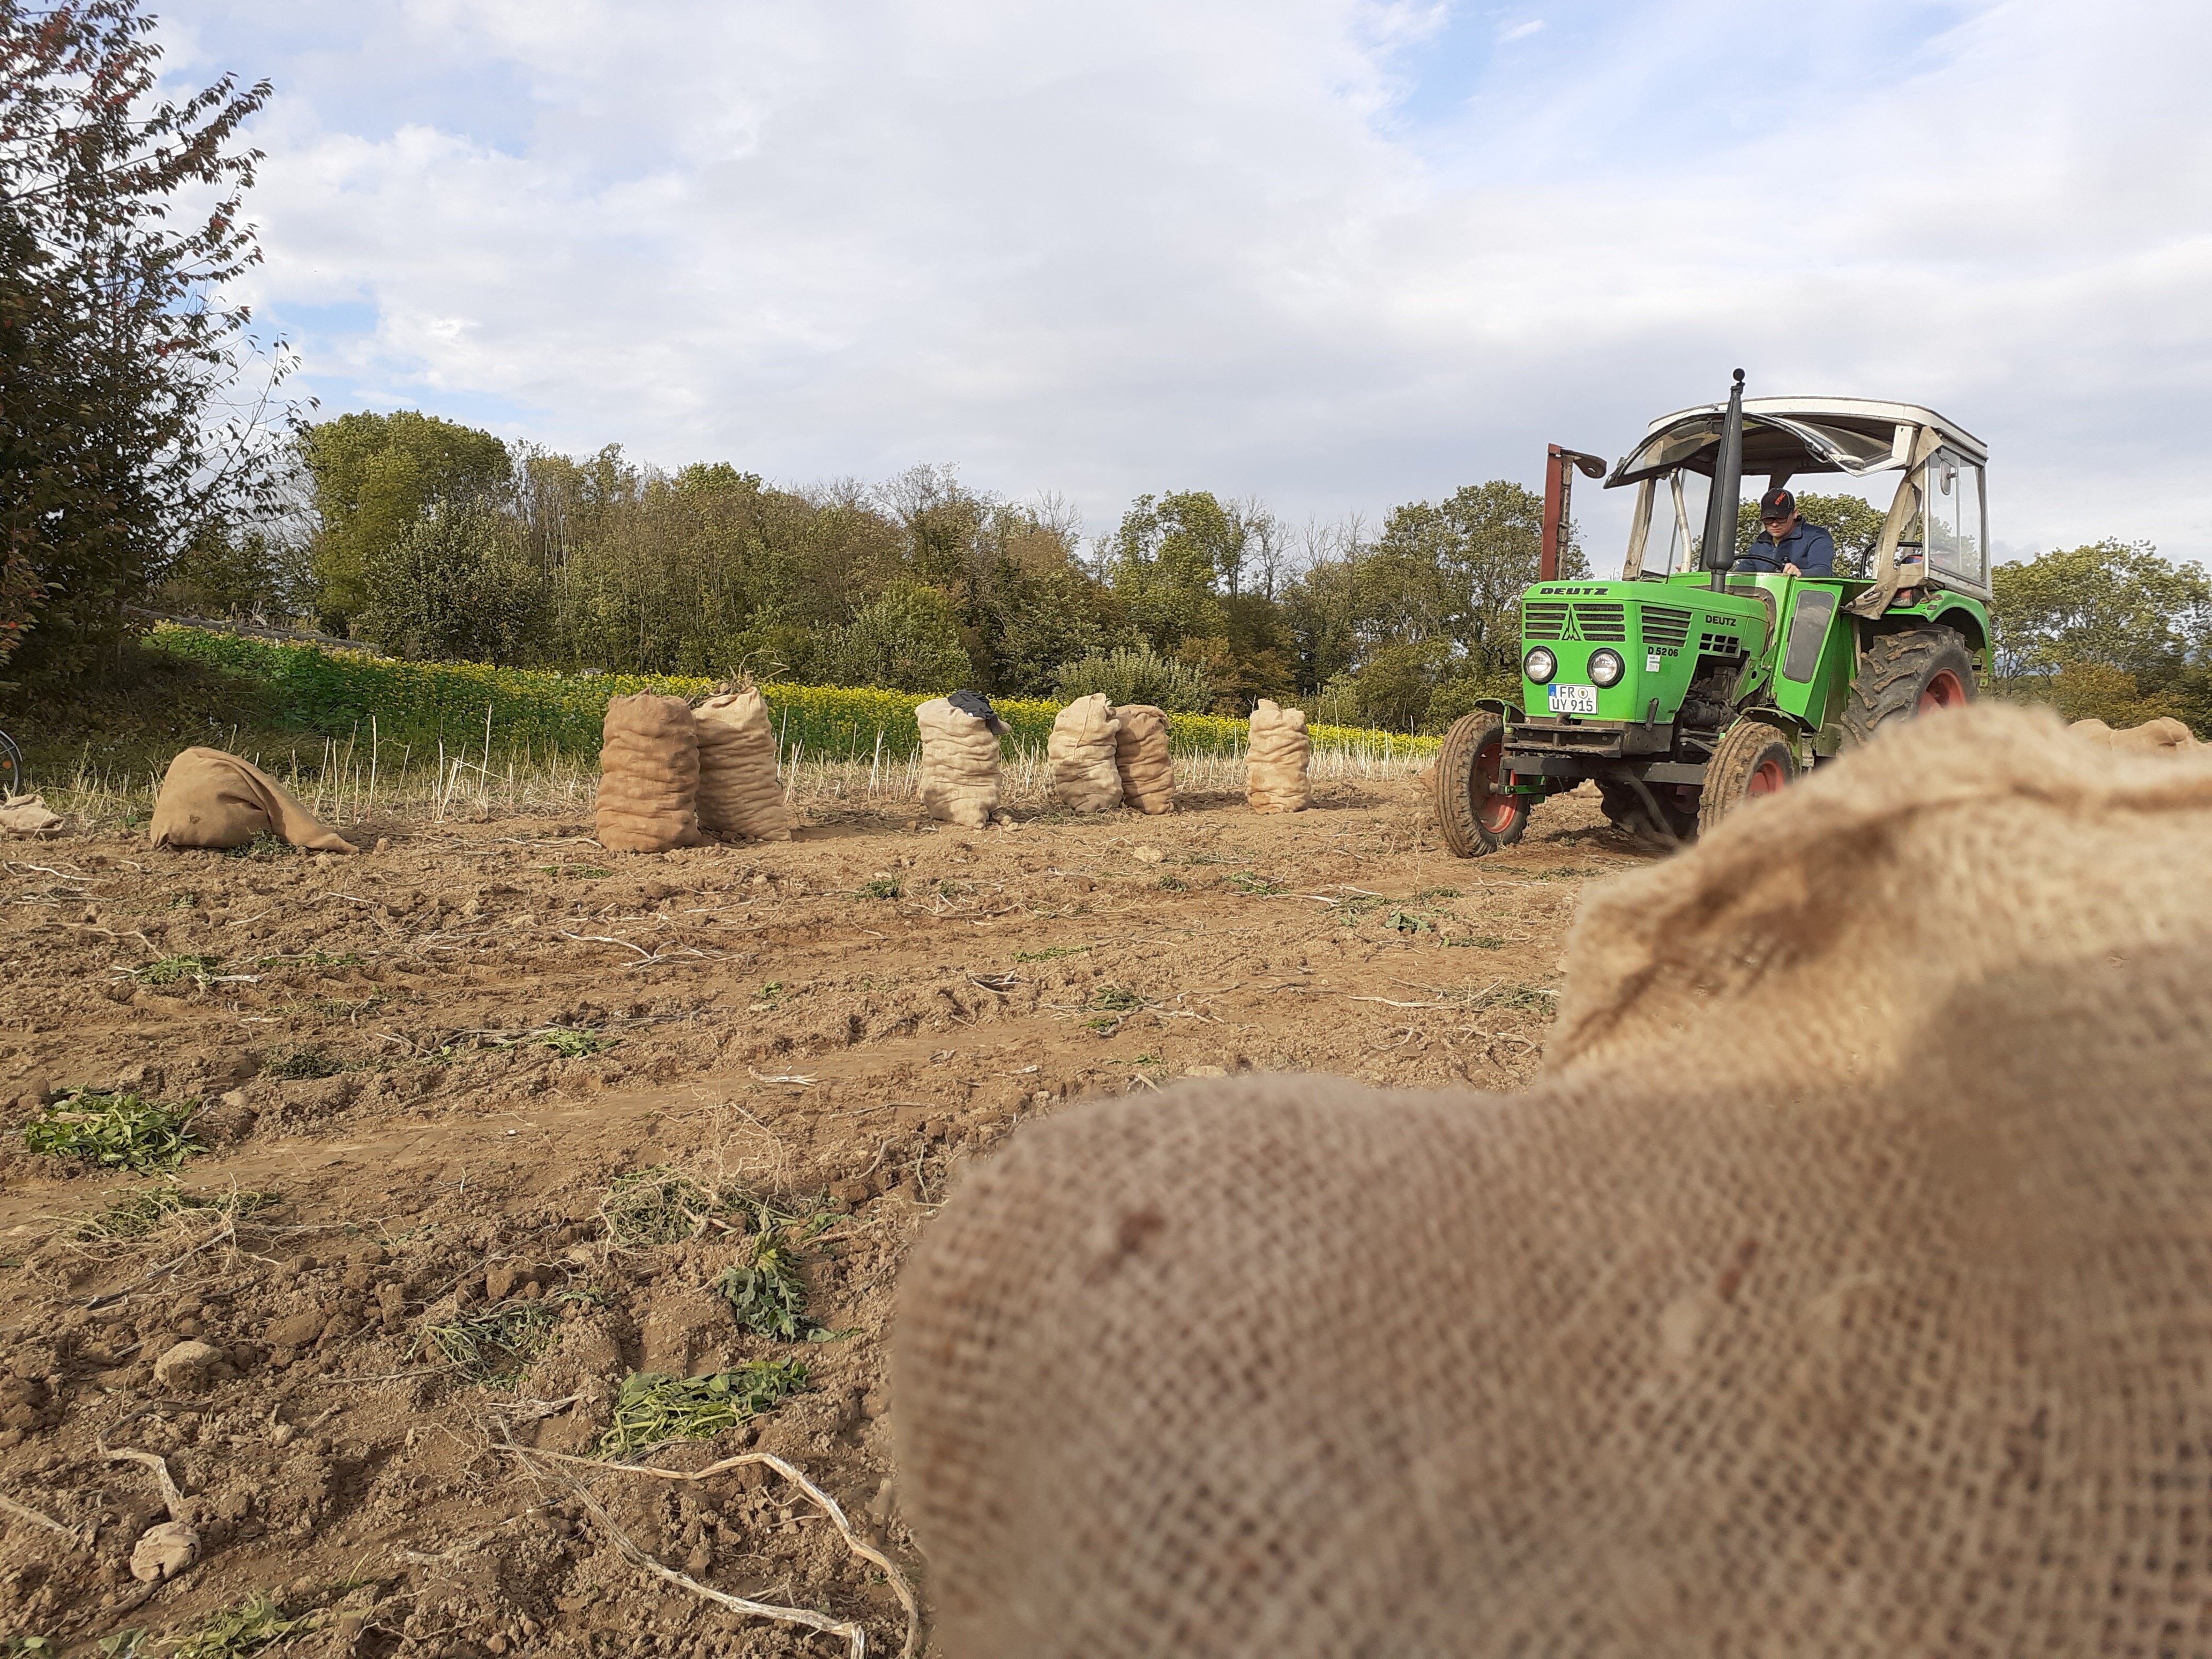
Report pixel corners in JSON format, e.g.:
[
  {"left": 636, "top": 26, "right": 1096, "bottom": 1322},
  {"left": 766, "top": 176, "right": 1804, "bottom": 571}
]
[{"left": 506, "top": 1443, "right": 918, "bottom": 1659}]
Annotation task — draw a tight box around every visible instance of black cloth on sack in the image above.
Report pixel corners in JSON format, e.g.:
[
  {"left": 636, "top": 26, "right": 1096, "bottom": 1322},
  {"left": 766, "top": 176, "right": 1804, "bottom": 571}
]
[{"left": 949, "top": 689, "right": 1010, "bottom": 735}]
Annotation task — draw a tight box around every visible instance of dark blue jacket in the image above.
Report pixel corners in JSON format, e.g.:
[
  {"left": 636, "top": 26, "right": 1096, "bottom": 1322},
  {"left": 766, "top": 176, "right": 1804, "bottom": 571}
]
[{"left": 1738, "top": 519, "right": 1836, "bottom": 577}]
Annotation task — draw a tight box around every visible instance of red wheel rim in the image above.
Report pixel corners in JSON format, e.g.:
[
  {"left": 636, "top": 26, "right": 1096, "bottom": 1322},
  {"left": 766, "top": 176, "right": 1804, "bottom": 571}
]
[
  {"left": 1475, "top": 736, "right": 1518, "bottom": 832},
  {"left": 1918, "top": 668, "right": 1967, "bottom": 713},
  {"left": 1747, "top": 757, "right": 1788, "bottom": 798}
]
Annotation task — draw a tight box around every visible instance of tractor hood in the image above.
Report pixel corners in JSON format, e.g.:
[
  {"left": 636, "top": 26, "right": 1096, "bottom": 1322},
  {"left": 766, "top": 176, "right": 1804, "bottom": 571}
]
[{"left": 1607, "top": 397, "right": 1987, "bottom": 488}]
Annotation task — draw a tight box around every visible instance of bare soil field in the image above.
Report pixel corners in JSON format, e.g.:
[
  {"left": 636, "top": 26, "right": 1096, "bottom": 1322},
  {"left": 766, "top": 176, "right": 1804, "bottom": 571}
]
[{"left": 0, "top": 774, "right": 1643, "bottom": 1656}]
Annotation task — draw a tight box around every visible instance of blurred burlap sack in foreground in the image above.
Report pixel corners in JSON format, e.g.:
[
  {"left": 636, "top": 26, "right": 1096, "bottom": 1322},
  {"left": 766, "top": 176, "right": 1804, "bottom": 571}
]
[
  {"left": 2069, "top": 713, "right": 2196, "bottom": 752},
  {"left": 149, "top": 748, "right": 357, "bottom": 853},
  {"left": 1114, "top": 703, "right": 1173, "bottom": 814},
  {"left": 1245, "top": 698, "right": 1309, "bottom": 812},
  {"left": 595, "top": 694, "right": 703, "bottom": 853},
  {"left": 896, "top": 703, "right": 2212, "bottom": 1658},
  {"left": 1048, "top": 693, "right": 1123, "bottom": 813},
  {"left": 694, "top": 689, "right": 790, "bottom": 842},
  {"left": 917, "top": 696, "right": 1002, "bottom": 829}
]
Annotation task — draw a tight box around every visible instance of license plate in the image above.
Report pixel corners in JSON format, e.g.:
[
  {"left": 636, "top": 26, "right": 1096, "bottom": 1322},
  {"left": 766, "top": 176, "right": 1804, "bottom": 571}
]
[{"left": 1547, "top": 683, "right": 1598, "bottom": 715}]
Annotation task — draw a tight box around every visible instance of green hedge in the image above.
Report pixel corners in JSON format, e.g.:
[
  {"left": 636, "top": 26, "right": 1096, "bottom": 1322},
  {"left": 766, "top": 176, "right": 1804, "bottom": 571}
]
[{"left": 147, "top": 626, "right": 1438, "bottom": 763}]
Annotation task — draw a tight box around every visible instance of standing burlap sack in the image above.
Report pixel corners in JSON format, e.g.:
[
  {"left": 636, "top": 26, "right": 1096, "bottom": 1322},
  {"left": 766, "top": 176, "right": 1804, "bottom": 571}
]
[
  {"left": 1244, "top": 698, "right": 1309, "bottom": 812},
  {"left": 693, "top": 689, "right": 790, "bottom": 842},
  {"left": 896, "top": 703, "right": 2212, "bottom": 1658},
  {"left": 1113, "top": 704, "right": 1173, "bottom": 814},
  {"left": 1047, "top": 693, "right": 1123, "bottom": 813},
  {"left": 595, "top": 694, "right": 703, "bottom": 853},
  {"left": 916, "top": 696, "right": 1002, "bottom": 829},
  {"left": 2069, "top": 714, "right": 2197, "bottom": 753},
  {"left": 148, "top": 748, "right": 357, "bottom": 853}
]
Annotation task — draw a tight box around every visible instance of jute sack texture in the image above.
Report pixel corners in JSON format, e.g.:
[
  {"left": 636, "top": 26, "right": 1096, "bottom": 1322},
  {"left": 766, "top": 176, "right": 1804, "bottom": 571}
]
[
  {"left": 595, "top": 693, "right": 703, "bottom": 853},
  {"left": 1047, "top": 693, "right": 1123, "bottom": 813},
  {"left": 2069, "top": 713, "right": 2197, "bottom": 753},
  {"left": 693, "top": 689, "right": 790, "bottom": 842},
  {"left": 148, "top": 748, "right": 357, "bottom": 853},
  {"left": 916, "top": 696, "right": 1002, "bottom": 829},
  {"left": 895, "top": 703, "right": 2212, "bottom": 1657},
  {"left": 1245, "top": 698, "right": 1309, "bottom": 813},
  {"left": 1114, "top": 704, "right": 1174, "bottom": 814}
]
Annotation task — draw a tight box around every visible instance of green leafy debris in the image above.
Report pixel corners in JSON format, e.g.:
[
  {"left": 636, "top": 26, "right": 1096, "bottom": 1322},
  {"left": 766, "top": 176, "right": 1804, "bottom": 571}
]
[
  {"left": 22, "top": 1090, "right": 203, "bottom": 1171},
  {"left": 596, "top": 1361, "right": 810, "bottom": 1456},
  {"left": 170, "top": 1596, "right": 315, "bottom": 1658},
  {"left": 128, "top": 953, "right": 221, "bottom": 987},
  {"left": 712, "top": 1227, "right": 818, "bottom": 1341}
]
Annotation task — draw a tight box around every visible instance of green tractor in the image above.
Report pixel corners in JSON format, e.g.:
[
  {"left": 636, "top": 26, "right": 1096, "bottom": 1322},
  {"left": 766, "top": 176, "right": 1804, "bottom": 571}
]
[{"left": 1434, "top": 372, "right": 1991, "bottom": 854}]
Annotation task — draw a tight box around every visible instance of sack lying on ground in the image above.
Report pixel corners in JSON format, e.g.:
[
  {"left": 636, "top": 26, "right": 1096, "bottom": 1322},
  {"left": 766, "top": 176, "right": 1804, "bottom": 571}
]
[
  {"left": 895, "top": 703, "right": 2212, "bottom": 1658},
  {"left": 2069, "top": 714, "right": 2197, "bottom": 753},
  {"left": 0, "top": 794, "right": 63, "bottom": 836},
  {"left": 148, "top": 748, "right": 357, "bottom": 853},
  {"left": 1047, "top": 693, "right": 1123, "bottom": 813},
  {"left": 595, "top": 694, "right": 703, "bottom": 853},
  {"left": 1245, "top": 698, "right": 1310, "bottom": 812},
  {"left": 1113, "top": 704, "right": 1174, "bottom": 814},
  {"left": 917, "top": 696, "right": 1003, "bottom": 829},
  {"left": 693, "top": 689, "right": 790, "bottom": 842}
]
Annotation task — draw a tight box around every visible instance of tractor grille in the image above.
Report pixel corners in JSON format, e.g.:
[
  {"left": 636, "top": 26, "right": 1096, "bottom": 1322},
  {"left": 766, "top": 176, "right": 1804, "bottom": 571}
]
[
  {"left": 1699, "top": 631, "right": 1744, "bottom": 657},
  {"left": 1641, "top": 605, "right": 1692, "bottom": 650},
  {"left": 1572, "top": 603, "right": 1628, "bottom": 642},
  {"left": 1522, "top": 601, "right": 1570, "bottom": 640}
]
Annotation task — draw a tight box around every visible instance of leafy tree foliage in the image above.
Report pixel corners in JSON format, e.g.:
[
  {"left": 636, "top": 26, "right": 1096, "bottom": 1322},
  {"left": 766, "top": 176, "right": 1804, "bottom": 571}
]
[
  {"left": 830, "top": 578, "right": 972, "bottom": 693},
  {"left": 1053, "top": 645, "right": 1214, "bottom": 714},
  {"left": 358, "top": 499, "right": 545, "bottom": 666},
  {"left": 1, "top": 0, "right": 293, "bottom": 684},
  {"left": 302, "top": 411, "right": 513, "bottom": 629}
]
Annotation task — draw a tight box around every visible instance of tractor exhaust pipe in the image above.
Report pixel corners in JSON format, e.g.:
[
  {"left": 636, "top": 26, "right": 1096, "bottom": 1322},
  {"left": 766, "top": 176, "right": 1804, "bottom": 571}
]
[
  {"left": 1702, "top": 368, "right": 1746, "bottom": 592},
  {"left": 1539, "top": 443, "right": 1610, "bottom": 582}
]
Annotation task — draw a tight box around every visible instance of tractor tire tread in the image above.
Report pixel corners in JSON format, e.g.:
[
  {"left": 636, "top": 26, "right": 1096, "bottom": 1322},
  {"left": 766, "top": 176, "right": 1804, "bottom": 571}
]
[
  {"left": 1840, "top": 626, "right": 1975, "bottom": 749},
  {"left": 1434, "top": 709, "right": 1527, "bottom": 858}
]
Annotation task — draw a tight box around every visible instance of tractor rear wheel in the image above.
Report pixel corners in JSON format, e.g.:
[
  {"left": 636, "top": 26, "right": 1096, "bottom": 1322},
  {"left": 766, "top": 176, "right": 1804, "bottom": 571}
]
[
  {"left": 1840, "top": 625, "right": 1976, "bottom": 748},
  {"left": 1698, "top": 718, "right": 1797, "bottom": 836},
  {"left": 1434, "top": 709, "right": 1528, "bottom": 858}
]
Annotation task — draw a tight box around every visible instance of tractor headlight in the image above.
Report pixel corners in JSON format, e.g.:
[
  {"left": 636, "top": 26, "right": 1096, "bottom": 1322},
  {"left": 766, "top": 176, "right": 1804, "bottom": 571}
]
[
  {"left": 1523, "top": 646, "right": 1557, "bottom": 684},
  {"left": 1588, "top": 648, "right": 1625, "bottom": 688}
]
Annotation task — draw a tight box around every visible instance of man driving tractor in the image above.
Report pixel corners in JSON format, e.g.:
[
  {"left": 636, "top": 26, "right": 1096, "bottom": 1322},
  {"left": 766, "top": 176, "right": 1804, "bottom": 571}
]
[{"left": 1736, "top": 487, "right": 1836, "bottom": 577}]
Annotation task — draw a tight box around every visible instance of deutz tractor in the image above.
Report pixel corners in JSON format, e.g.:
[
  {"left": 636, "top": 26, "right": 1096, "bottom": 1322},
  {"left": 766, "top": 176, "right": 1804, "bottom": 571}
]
[{"left": 1433, "top": 372, "right": 1991, "bottom": 855}]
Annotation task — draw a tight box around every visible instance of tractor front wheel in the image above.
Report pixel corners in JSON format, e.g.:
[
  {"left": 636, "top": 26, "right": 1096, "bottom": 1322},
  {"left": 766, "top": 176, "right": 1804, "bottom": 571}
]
[
  {"left": 1840, "top": 626, "right": 1976, "bottom": 748},
  {"left": 1434, "top": 709, "right": 1528, "bottom": 858},
  {"left": 1698, "top": 718, "right": 1798, "bottom": 836}
]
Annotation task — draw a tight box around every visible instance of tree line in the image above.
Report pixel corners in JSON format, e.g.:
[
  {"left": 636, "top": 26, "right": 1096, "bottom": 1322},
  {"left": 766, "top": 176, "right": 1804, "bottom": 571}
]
[{"left": 152, "top": 408, "right": 1590, "bottom": 733}]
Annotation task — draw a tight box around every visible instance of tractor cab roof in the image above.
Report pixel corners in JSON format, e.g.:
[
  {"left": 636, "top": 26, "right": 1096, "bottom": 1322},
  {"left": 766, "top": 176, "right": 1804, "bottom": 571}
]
[{"left": 1606, "top": 397, "right": 1987, "bottom": 489}]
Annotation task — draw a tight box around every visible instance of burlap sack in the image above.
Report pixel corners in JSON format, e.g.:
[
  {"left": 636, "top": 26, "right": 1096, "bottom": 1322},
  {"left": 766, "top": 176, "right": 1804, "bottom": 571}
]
[
  {"left": 147, "top": 748, "right": 357, "bottom": 853},
  {"left": 693, "top": 689, "right": 790, "bottom": 842},
  {"left": 0, "top": 794, "right": 63, "bottom": 836},
  {"left": 895, "top": 703, "right": 2212, "bottom": 1657},
  {"left": 2069, "top": 713, "right": 2197, "bottom": 752},
  {"left": 917, "top": 696, "right": 1002, "bottom": 829},
  {"left": 1113, "top": 704, "right": 1174, "bottom": 814},
  {"left": 595, "top": 693, "right": 703, "bottom": 854},
  {"left": 1245, "top": 698, "right": 1309, "bottom": 812},
  {"left": 1047, "top": 693, "right": 1123, "bottom": 813}
]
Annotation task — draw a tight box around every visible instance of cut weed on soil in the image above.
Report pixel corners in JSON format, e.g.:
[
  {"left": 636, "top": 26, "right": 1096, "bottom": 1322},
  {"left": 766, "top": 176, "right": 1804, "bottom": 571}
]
[
  {"left": 596, "top": 1361, "right": 811, "bottom": 1456},
  {"left": 22, "top": 1089, "right": 204, "bottom": 1171}
]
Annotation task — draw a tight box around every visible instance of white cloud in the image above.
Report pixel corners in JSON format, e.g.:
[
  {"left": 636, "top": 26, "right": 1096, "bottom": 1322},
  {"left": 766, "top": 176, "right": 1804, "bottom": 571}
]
[
  {"left": 171, "top": 0, "right": 2212, "bottom": 561},
  {"left": 1496, "top": 20, "right": 1544, "bottom": 43}
]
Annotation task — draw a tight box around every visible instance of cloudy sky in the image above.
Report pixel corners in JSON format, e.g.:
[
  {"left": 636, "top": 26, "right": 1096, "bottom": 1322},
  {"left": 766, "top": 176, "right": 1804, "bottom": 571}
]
[{"left": 160, "top": 0, "right": 2211, "bottom": 564}]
